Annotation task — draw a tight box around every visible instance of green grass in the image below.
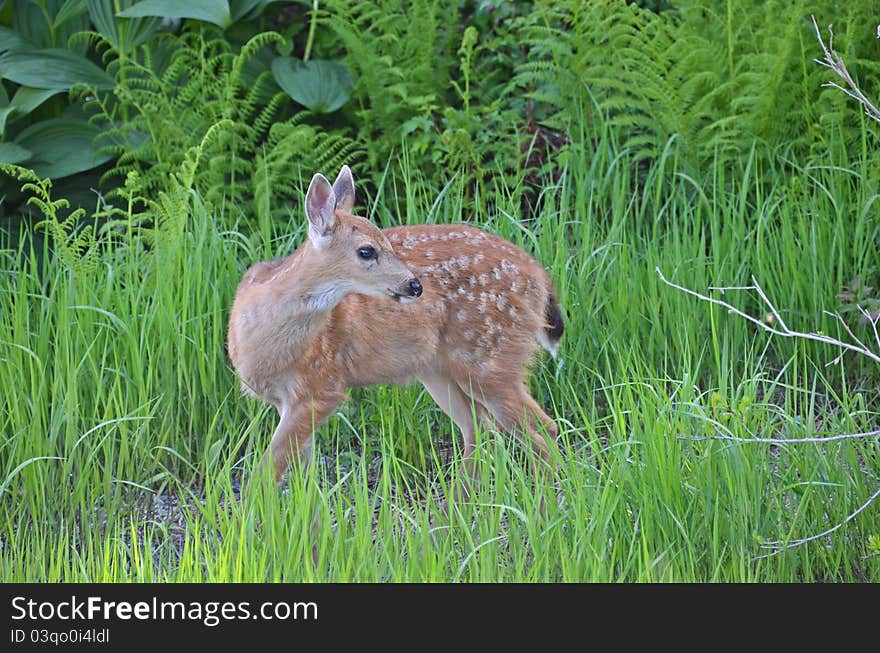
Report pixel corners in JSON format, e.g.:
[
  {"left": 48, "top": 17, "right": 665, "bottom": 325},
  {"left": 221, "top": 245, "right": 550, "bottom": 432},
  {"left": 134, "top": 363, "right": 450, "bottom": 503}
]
[{"left": 1, "top": 126, "right": 878, "bottom": 581}]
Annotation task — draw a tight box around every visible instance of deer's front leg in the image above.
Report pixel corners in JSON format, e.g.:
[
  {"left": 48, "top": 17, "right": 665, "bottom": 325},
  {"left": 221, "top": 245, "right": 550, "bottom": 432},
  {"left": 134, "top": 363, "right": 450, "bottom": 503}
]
[{"left": 262, "top": 390, "right": 346, "bottom": 483}]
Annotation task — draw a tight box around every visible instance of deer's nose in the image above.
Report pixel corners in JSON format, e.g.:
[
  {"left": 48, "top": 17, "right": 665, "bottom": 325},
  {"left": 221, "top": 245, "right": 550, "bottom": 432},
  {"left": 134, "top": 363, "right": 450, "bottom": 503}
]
[{"left": 408, "top": 278, "right": 423, "bottom": 297}]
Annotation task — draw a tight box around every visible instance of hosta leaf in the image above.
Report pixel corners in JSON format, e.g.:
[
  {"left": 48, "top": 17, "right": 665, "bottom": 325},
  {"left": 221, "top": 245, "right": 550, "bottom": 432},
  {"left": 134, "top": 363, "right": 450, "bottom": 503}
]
[
  {"left": 229, "top": 0, "right": 302, "bottom": 22},
  {"left": 271, "top": 58, "right": 353, "bottom": 114},
  {"left": 88, "top": 0, "right": 162, "bottom": 54},
  {"left": 0, "top": 26, "right": 30, "bottom": 54},
  {"left": 0, "top": 86, "right": 60, "bottom": 135},
  {"left": 53, "top": 0, "right": 91, "bottom": 30},
  {"left": 0, "top": 49, "right": 114, "bottom": 90},
  {"left": 118, "top": 0, "right": 232, "bottom": 28},
  {"left": 15, "top": 118, "right": 113, "bottom": 179},
  {"left": 0, "top": 106, "right": 13, "bottom": 136},
  {"left": 0, "top": 142, "right": 33, "bottom": 165},
  {"left": 11, "top": 86, "right": 60, "bottom": 116}
]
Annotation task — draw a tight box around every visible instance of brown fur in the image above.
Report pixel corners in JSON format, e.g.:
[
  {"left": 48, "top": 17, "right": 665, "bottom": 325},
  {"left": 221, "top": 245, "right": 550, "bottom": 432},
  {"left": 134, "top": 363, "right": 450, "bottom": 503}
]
[{"left": 227, "top": 166, "right": 563, "bottom": 485}]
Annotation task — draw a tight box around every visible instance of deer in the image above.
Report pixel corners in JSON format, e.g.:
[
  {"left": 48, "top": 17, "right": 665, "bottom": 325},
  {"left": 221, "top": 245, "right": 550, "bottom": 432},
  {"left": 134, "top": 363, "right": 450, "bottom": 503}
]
[{"left": 227, "top": 165, "right": 564, "bottom": 496}]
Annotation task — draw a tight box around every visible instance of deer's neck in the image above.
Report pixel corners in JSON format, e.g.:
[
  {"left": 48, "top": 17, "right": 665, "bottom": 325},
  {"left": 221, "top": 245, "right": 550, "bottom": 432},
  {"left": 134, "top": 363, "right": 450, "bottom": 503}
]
[
  {"left": 268, "top": 251, "right": 345, "bottom": 349},
  {"left": 233, "top": 248, "right": 349, "bottom": 370}
]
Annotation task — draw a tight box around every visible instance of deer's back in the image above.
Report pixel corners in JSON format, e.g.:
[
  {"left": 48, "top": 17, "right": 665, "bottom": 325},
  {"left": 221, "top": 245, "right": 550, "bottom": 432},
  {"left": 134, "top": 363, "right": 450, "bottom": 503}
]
[{"left": 332, "top": 224, "right": 553, "bottom": 388}]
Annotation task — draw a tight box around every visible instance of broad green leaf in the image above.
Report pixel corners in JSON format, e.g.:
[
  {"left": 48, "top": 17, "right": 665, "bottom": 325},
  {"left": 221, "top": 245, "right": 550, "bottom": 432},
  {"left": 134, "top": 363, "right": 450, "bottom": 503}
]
[
  {"left": 12, "top": 0, "right": 51, "bottom": 49},
  {"left": 0, "top": 26, "right": 30, "bottom": 53},
  {"left": 271, "top": 58, "right": 353, "bottom": 114},
  {"left": 11, "top": 86, "right": 60, "bottom": 115},
  {"left": 0, "top": 49, "right": 114, "bottom": 90},
  {"left": 15, "top": 118, "right": 113, "bottom": 179},
  {"left": 0, "top": 70, "right": 8, "bottom": 134},
  {"left": 229, "top": 0, "right": 302, "bottom": 22},
  {"left": 118, "top": 0, "right": 232, "bottom": 28},
  {"left": 0, "top": 87, "right": 59, "bottom": 135},
  {"left": 13, "top": 0, "right": 89, "bottom": 52},
  {"left": 230, "top": 0, "right": 264, "bottom": 21},
  {"left": 0, "top": 106, "right": 14, "bottom": 136},
  {"left": 0, "top": 142, "right": 33, "bottom": 165},
  {"left": 53, "top": 0, "right": 90, "bottom": 30},
  {"left": 87, "top": 0, "right": 162, "bottom": 54}
]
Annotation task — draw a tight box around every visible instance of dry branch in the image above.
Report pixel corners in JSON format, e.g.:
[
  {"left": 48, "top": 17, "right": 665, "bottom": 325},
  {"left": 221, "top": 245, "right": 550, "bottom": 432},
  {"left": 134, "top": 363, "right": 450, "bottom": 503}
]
[
  {"left": 655, "top": 268, "right": 880, "bottom": 366},
  {"left": 812, "top": 15, "right": 880, "bottom": 126},
  {"left": 656, "top": 267, "right": 879, "bottom": 557},
  {"left": 760, "top": 485, "right": 880, "bottom": 554}
]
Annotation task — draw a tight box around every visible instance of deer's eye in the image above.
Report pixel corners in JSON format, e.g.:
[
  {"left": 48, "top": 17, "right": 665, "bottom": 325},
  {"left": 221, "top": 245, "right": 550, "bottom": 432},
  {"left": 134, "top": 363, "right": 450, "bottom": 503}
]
[{"left": 357, "top": 246, "right": 377, "bottom": 261}]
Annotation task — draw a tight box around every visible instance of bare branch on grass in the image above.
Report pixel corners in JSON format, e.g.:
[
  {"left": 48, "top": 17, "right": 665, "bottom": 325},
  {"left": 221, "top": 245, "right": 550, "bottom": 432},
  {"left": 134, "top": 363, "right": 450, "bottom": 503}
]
[
  {"left": 683, "top": 427, "right": 880, "bottom": 446},
  {"left": 657, "top": 267, "right": 879, "bottom": 557},
  {"left": 656, "top": 268, "right": 880, "bottom": 366},
  {"left": 758, "top": 485, "right": 880, "bottom": 556},
  {"left": 812, "top": 15, "right": 880, "bottom": 126}
]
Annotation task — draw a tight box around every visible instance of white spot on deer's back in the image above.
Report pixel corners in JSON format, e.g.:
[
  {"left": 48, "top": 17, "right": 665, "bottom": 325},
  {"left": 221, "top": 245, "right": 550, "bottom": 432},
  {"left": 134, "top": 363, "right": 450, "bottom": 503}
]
[
  {"left": 450, "top": 348, "right": 474, "bottom": 364},
  {"left": 478, "top": 273, "right": 489, "bottom": 286},
  {"left": 492, "top": 267, "right": 501, "bottom": 280},
  {"left": 456, "top": 309, "right": 466, "bottom": 321},
  {"left": 403, "top": 236, "right": 416, "bottom": 248},
  {"left": 477, "top": 292, "right": 487, "bottom": 313},
  {"left": 496, "top": 294, "right": 507, "bottom": 310},
  {"left": 469, "top": 275, "right": 477, "bottom": 287},
  {"left": 501, "top": 259, "right": 518, "bottom": 274}
]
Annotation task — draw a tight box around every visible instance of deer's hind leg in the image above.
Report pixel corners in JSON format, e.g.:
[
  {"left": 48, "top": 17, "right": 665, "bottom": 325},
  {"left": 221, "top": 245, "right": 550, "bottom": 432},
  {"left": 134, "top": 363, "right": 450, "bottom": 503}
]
[
  {"left": 469, "top": 379, "right": 558, "bottom": 461},
  {"left": 419, "top": 373, "right": 489, "bottom": 498},
  {"left": 419, "top": 373, "right": 481, "bottom": 469}
]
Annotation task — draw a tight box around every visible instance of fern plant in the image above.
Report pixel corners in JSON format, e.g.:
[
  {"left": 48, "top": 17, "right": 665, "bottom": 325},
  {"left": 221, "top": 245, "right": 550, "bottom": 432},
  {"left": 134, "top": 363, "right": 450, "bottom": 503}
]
[
  {"left": 323, "top": 1, "right": 540, "bottom": 212},
  {"left": 322, "top": 0, "right": 460, "bottom": 171},
  {"left": 86, "top": 26, "right": 361, "bottom": 228},
  {"left": 0, "top": 164, "right": 98, "bottom": 274},
  {"left": 515, "top": 0, "right": 880, "bottom": 178}
]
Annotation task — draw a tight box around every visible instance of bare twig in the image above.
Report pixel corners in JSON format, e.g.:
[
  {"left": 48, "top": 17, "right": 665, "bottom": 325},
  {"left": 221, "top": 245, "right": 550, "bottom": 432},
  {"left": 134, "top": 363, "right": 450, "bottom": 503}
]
[
  {"left": 812, "top": 15, "right": 880, "bottom": 126},
  {"left": 823, "top": 310, "right": 872, "bottom": 359},
  {"left": 657, "top": 267, "right": 880, "bottom": 556},
  {"left": 683, "top": 428, "right": 880, "bottom": 445},
  {"left": 655, "top": 267, "right": 880, "bottom": 365},
  {"left": 758, "top": 484, "right": 880, "bottom": 557},
  {"left": 859, "top": 305, "right": 880, "bottom": 353}
]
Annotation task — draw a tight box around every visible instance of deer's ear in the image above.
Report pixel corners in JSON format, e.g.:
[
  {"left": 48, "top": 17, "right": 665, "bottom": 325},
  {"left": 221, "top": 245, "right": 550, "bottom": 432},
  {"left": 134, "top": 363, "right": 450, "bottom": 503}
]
[
  {"left": 305, "top": 173, "right": 336, "bottom": 249},
  {"left": 331, "top": 165, "right": 355, "bottom": 214}
]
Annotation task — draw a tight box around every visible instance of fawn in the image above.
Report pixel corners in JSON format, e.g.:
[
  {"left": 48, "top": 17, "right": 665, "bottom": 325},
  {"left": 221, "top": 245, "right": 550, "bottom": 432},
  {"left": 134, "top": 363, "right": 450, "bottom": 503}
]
[{"left": 227, "top": 165, "right": 563, "bottom": 489}]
